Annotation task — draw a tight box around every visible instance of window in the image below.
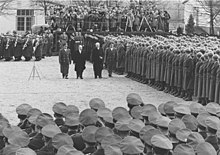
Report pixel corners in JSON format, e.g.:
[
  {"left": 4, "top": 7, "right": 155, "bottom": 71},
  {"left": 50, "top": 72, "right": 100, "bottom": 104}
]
[{"left": 16, "top": 9, "right": 35, "bottom": 32}]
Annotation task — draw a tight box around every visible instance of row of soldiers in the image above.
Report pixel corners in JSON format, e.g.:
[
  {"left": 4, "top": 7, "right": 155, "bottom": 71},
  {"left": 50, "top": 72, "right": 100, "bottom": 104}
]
[
  {"left": 101, "top": 34, "right": 220, "bottom": 105},
  {"left": 0, "top": 94, "right": 220, "bottom": 154},
  {"left": 0, "top": 31, "right": 53, "bottom": 61}
]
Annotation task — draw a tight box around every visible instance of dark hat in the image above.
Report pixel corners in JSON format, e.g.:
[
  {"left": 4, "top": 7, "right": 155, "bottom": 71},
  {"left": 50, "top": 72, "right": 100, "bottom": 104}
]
[
  {"left": 173, "top": 144, "right": 195, "bottom": 155},
  {"left": 101, "top": 134, "right": 122, "bottom": 148},
  {"left": 141, "top": 104, "right": 157, "bottom": 117},
  {"left": 52, "top": 102, "right": 67, "bottom": 115},
  {"left": 112, "top": 107, "right": 131, "bottom": 121},
  {"left": 52, "top": 133, "right": 74, "bottom": 149},
  {"left": 63, "top": 105, "right": 79, "bottom": 117},
  {"left": 156, "top": 116, "right": 171, "bottom": 128},
  {"left": 205, "top": 116, "right": 220, "bottom": 130},
  {"left": 36, "top": 113, "right": 55, "bottom": 127},
  {"left": 103, "top": 116, "right": 114, "bottom": 124},
  {"left": 206, "top": 102, "right": 220, "bottom": 116},
  {"left": 120, "top": 136, "right": 144, "bottom": 154},
  {"left": 143, "top": 128, "right": 162, "bottom": 146},
  {"left": 3, "top": 126, "right": 23, "bottom": 138},
  {"left": 89, "top": 98, "right": 105, "bottom": 110},
  {"left": 148, "top": 111, "right": 162, "bottom": 125},
  {"left": 130, "top": 106, "right": 143, "bottom": 119},
  {"left": 174, "top": 105, "right": 191, "bottom": 115},
  {"left": 42, "top": 124, "right": 61, "bottom": 138},
  {"left": 16, "top": 148, "right": 36, "bottom": 155},
  {"left": 151, "top": 134, "right": 173, "bottom": 150},
  {"left": 79, "top": 109, "right": 98, "bottom": 126},
  {"left": 95, "top": 127, "right": 114, "bottom": 143},
  {"left": 3, "top": 144, "right": 21, "bottom": 155},
  {"left": 57, "top": 145, "right": 83, "bottom": 155},
  {"left": 27, "top": 108, "right": 42, "bottom": 118},
  {"left": 168, "top": 118, "right": 186, "bottom": 134},
  {"left": 103, "top": 145, "right": 122, "bottom": 155},
  {"left": 189, "top": 102, "right": 205, "bottom": 114},
  {"left": 158, "top": 103, "right": 166, "bottom": 115},
  {"left": 126, "top": 93, "right": 143, "bottom": 105},
  {"left": 195, "top": 142, "right": 217, "bottom": 155},
  {"left": 16, "top": 104, "right": 32, "bottom": 115},
  {"left": 128, "top": 119, "right": 145, "bottom": 133},
  {"left": 197, "top": 112, "right": 211, "bottom": 128},
  {"left": 82, "top": 126, "right": 98, "bottom": 143},
  {"left": 8, "top": 131, "right": 30, "bottom": 147},
  {"left": 187, "top": 132, "right": 205, "bottom": 150},
  {"left": 164, "top": 101, "right": 178, "bottom": 115},
  {"left": 176, "top": 128, "right": 192, "bottom": 142},
  {"left": 115, "top": 118, "right": 131, "bottom": 131},
  {"left": 139, "top": 125, "right": 155, "bottom": 140},
  {"left": 97, "top": 107, "right": 112, "bottom": 118},
  {"left": 65, "top": 116, "right": 80, "bottom": 126},
  {"left": 182, "top": 114, "right": 198, "bottom": 131}
]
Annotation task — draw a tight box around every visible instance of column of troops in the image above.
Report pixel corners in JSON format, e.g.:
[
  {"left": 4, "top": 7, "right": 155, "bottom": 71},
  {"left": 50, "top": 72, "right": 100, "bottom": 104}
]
[
  {"left": 101, "top": 35, "right": 220, "bottom": 104},
  {"left": 0, "top": 32, "right": 53, "bottom": 62}
]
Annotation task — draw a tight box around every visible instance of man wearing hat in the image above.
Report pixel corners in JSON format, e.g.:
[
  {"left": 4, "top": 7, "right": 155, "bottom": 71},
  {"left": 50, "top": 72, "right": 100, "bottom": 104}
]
[
  {"left": 82, "top": 126, "right": 98, "bottom": 154},
  {"left": 34, "top": 36, "right": 43, "bottom": 61},
  {"left": 215, "top": 58, "right": 220, "bottom": 103},
  {"left": 194, "top": 52, "right": 203, "bottom": 98},
  {"left": 209, "top": 54, "right": 219, "bottom": 102},
  {"left": 151, "top": 134, "right": 173, "bottom": 155},
  {"left": 36, "top": 124, "right": 61, "bottom": 155},
  {"left": 182, "top": 48, "right": 194, "bottom": 101},
  {"left": 59, "top": 43, "right": 71, "bottom": 79},
  {"left": 205, "top": 116, "right": 219, "bottom": 151},
  {"left": 13, "top": 33, "right": 23, "bottom": 61},
  {"left": 91, "top": 42, "right": 104, "bottom": 79},
  {"left": 105, "top": 42, "right": 116, "bottom": 77}
]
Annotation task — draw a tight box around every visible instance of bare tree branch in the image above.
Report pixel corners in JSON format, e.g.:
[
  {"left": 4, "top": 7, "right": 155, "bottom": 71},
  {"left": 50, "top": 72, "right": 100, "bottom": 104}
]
[{"left": 0, "top": 0, "right": 14, "bottom": 15}]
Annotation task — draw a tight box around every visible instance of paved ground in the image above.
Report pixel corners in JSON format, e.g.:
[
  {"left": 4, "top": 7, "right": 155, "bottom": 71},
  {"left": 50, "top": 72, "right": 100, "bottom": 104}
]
[{"left": 0, "top": 57, "right": 183, "bottom": 125}]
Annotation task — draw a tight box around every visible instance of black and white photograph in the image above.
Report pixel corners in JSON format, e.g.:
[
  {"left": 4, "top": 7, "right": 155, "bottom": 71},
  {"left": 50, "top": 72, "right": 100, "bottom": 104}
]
[{"left": 0, "top": 0, "right": 220, "bottom": 154}]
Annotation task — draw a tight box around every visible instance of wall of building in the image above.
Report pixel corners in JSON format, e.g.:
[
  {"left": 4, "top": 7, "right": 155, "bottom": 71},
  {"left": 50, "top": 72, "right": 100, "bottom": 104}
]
[{"left": 0, "top": 0, "right": 45, "bottom": 34}]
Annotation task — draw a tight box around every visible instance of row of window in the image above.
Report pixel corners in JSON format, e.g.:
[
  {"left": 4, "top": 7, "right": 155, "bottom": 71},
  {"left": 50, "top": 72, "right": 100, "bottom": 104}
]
[{"left": 17, "top": 9, "right": 35, "bottom": 32}]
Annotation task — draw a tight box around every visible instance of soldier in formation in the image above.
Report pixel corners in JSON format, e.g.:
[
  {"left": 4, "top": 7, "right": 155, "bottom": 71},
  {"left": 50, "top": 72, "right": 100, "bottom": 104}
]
[
  {"left": 0, "top": 93, "right": 219, "bottom": 155},
  {"left": 0, "top": 30, "right": 53, "bottom": 62},
  {"left": 98, "top": 34, "right": 220, "bottom": 105}
]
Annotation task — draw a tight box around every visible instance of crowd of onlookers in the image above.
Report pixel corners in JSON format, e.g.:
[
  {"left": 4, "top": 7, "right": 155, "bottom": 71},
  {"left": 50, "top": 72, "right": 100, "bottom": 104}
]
[{"left": 47, "top": 2, "right": 171, "bottom": 33}]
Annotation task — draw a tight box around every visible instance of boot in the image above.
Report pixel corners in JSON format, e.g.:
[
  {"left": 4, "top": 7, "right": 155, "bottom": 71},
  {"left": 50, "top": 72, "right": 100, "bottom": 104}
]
[
  {"left": 184, "top": 91, "right": 193, "bottom": 101},
  {"left": 174, "top": 88, "right": 181, "bottom": 97},
  {"left": 179, "top": 91, "right": 185, "bottom": 98}
]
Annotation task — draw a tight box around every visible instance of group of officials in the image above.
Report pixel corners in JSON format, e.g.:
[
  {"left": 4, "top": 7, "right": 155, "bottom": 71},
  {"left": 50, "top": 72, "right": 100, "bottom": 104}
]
[
  {"left": 59, "top": 34, "right": 104, "bottom": 79},
  {"left": 97, "top": 34, "right": 220, "bottom": 105},
  {"left": 0, "top": 94, "right": 220, "bottom": 155},
  {"left": 0, "top": 30, "right": 53, "bottom": 62}
]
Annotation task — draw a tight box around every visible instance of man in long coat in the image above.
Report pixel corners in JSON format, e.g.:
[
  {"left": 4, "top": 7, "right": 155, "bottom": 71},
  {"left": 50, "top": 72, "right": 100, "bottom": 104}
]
[
  {"left": 59, "top": 43, "right": 71, "bottom": 79},
  {"left": 209, "top": 54, "right": 219, "bottom": 102},
  {"left": 91, "top": 42, "right": 104, "bottom": 79},
  {"left": 74, "top": 45, "right": 86, "bottom": 79},
  {"left": 13, "top": 35, "right": 23, "bottom": 61},
  {"left": 105, "top": 42, "right": 116, "bottom": 77}
]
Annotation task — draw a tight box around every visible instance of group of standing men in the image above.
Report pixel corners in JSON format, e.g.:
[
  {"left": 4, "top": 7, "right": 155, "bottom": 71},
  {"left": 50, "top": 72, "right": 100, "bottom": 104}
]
[
  {"left": 0, "top": 30, "right": 53, "bottom": 62},
  {"left": 98, "top": 34, "right": 220, "bottom": 105},
  {"left": 59, "top": 33, "right": 105, "bottom": 79}
]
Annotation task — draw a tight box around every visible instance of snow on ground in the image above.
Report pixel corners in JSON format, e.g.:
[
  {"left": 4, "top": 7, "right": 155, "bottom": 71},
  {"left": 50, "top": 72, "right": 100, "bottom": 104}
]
[{"left": 0, "top": 57, "right": 183, "bottom": 125}]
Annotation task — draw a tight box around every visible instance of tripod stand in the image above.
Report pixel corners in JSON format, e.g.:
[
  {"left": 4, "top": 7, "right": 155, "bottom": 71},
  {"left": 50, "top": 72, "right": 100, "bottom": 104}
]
[
  {"left": 28, "top": 61, "right": 41, "bottom": 80},
  {"left": 139, "top": 16, "right": 153, "bottom": 32}
]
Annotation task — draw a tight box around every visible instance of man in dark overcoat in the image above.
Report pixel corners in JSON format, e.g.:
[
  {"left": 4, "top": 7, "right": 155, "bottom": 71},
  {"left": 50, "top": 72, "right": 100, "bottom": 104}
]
[
  {"left": 59, "top": 43, "right": 71, "bottom": 79},
  {"left": 91, "top": 42, "right": 104, "bottom": 79},
  {"left": 74, "top": 45, "right": 86, "bottom": 79},
  {"left": 105, "top": 42, "right": 116, "bottom": 77}
]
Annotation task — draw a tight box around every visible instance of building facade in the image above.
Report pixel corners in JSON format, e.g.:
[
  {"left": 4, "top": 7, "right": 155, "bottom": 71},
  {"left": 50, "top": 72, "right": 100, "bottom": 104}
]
[{"left": 0, "top": 0, "right": 45, "bottom": 34}]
